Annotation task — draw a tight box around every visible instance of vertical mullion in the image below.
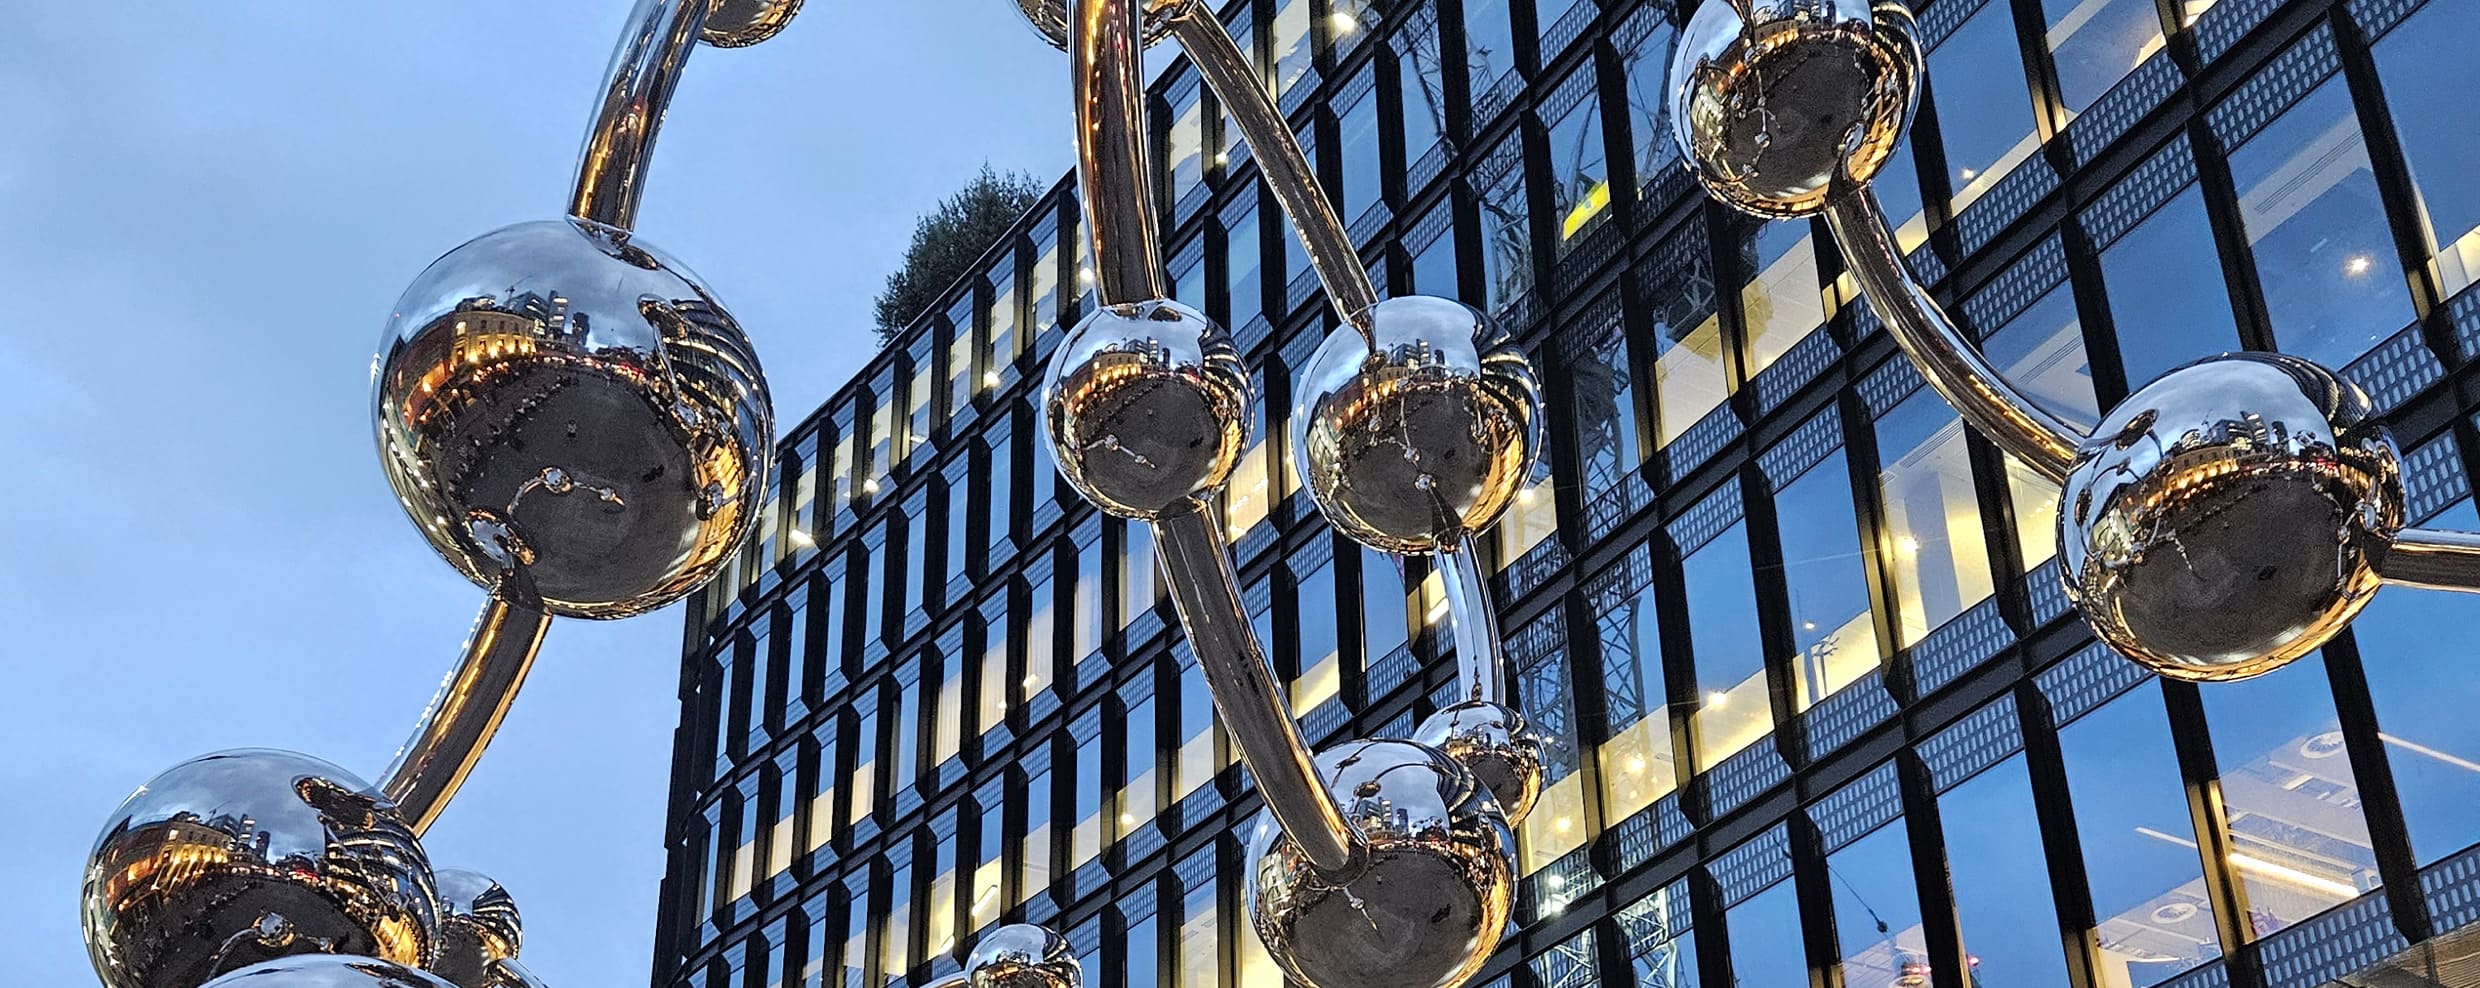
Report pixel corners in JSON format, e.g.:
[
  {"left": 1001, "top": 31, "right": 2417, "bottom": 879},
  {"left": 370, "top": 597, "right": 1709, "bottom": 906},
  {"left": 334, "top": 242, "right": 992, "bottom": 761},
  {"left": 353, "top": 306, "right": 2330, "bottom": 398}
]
[
  {"left": 1739, "top": 459, "right": 1810, "bottom": 762},
  {"left": 1897, "top": 752, "right": 1973, "bottom": 988},
  {"left": 2332, "top": 3, "right": 2453, "bottom": 347}
]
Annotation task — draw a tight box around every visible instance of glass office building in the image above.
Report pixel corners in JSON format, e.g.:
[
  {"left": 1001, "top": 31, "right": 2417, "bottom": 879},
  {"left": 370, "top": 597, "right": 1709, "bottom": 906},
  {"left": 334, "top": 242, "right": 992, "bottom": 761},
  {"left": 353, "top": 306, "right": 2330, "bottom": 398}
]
[{"left": 654, "top": 1, "right": 2480, "bottom": 988}]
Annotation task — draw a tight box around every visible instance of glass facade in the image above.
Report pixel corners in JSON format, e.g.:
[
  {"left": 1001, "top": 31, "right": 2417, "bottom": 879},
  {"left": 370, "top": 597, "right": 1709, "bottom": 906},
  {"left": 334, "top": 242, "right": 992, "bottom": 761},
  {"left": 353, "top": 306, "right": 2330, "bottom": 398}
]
[{"left": 662, "top": 5, "right": 2480, "bottom": 988}]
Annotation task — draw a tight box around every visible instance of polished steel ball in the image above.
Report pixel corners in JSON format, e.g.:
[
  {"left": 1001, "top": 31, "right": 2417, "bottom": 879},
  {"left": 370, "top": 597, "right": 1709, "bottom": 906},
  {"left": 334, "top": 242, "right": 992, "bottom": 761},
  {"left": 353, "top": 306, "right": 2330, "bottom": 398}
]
[
  {"left": 427, "top": 870, "right": 521, "bottom": 988},
  {"left": 965, "top": 924, "right": 1082, "bottom": 988},
  {"left": 83, "top": 750, "right": 440, "bottom": 988},
  {"left": 1292, "top": 297, "right": 1541, "bottom": 554},
  {"left": 1246, "top": 739, "right": 1516, "bottom": 988},
  {"left": 1010, "top": 0, "right": 1189, "bottom": 50},
  {"left": 1414, "top": 700, "right": 1544, "bottom": 826},
  {"left": 1042, "top": 298, "right": 1251, "bottom": 520},
  {"left": 1668, "top": 0, "right": 1921, "bottom": 217},
  {"left": 374, "top": 219, "right": 773, "bottom": 619},
  {"left": 2059, "top": 352, "right": 2404, "bottom": 682},
  {"left": 201, "top": 956, "right": 459, "bottom": 988}
]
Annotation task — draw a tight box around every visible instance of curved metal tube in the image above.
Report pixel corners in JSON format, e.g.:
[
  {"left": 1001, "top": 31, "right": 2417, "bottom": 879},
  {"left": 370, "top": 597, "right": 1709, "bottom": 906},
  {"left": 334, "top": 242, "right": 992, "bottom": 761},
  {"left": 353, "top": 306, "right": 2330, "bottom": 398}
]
[
  {"left": 1437, "top": 541, "right": 1507, "bottom": 704},
  {"left": 570, "top": 0, "right": 714, "bottom": 230},
  {"left": 1154, "top": 505, "right": 1364, "bottom": 874},
  {"left": 380, "top": 578, "right": 554, "bottom": 835},
  {"left": 2377, "top": 528, "right": 2480, "bottom": 592},
  {"left": 1166, "top": 8, "right": 1380, "bottom": 341},
  {"left": 1824, "top": 190, "right": 2084, "bottom": 482},
  {"left": 1075, "top": 0, "right": 1168, "bottom": 306}
]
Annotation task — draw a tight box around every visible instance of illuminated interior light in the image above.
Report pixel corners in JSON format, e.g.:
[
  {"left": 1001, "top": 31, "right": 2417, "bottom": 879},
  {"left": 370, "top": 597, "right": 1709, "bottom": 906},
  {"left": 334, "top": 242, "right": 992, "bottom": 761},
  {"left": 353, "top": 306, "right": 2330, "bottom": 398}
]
[{"left": 2345, "top": 254, "right": 2374, "bottom": 277}]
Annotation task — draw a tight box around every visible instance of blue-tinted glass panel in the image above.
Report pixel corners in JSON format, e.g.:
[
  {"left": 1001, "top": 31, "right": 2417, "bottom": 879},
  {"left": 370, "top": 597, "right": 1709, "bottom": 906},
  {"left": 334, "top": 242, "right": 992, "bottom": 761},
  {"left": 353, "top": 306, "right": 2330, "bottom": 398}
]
[
  {"left": 2372, "top": 4, "right": 2480, "bottom": 296},
  {"left": 1465, "top": 0, "right": 1517, "bottom": 101},
  {"left": 1399, "top": 8, "right": 1448, "bottom": 168},
  {"left": 1599, "top": 581, "right": 1677, "bottom": 822},
  {"left": 1547, "top": 78, "right": 1611, "bottom": 253},
  {"left": 1339, "top": 80, "right": 1383, "bottom": 222},
  {"left": 1686, "top": 522, "right": 1770, "bottom": 768},
  {"left": 1929, "top": 3, "right": 2040, "bottom": 210},
  {"left": 2199, "top": 654, "right": 2378, "bottom": 936},
  {"left": 2043, "top": 0, "right": 2166, "bottom": 112},
  {"left": 1620, "top": 17, "right": 1681, "bottom": 195},
  {"left": 1726, "top": 882, "right": 1806, "bottom": 988},
  {"left": 2099, "top": 186, "right": 2240, "bottom": 389},
  {"left": 2060, "top": 685, "right": 2220, "bottom": 985},
  {"left": 1875, "top": 392, "right": 1993, "bottom": 645},
  {"left": 1775, "top": 452, "right": 1880, "bottom": 709},
  {"left": 1942, "top": 757, "right": 2069, "bottom": 988},
  {"left": 1620, "top": 890, "right": 1700, "bottom": 988},
  {"left": 1826, "top": 823, "right": 1929, "bottom": 988},
  {"left": 2357, "top": 500, "right": 2480, "bottom": 863},
  {"left": 1571, "top": 323, "right": 1642, "bottom": 505},
  {"left": 2227, "top": 80, "right": 2414, "bottom": 368}
]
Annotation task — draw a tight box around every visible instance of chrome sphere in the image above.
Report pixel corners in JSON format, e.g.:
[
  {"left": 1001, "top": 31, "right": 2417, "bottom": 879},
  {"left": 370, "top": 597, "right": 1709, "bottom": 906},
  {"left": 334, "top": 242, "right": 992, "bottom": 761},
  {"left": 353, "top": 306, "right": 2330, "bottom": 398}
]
[
  {"left": 1246, "top": 739, "right": 1516, "bottom": 988},
  {"left": 2059, "top": 352, "right": 2404, "bottom": 682},
  {"left": 1292, "top": 297, "right": 1541, "bottom": 553},
  {"left": 202, "top": 956, "right": 458, "bottom": 988},
  {"left": 374, "top": 219, "right": 773, "bottom": 619},
  {"left": 428, "top": 870, "right": 521, "bottom": 988},
  {"left": 703, "top": 0, "right": 802, "bottom": 47},
  {"left": 83, "top": 750, "right": 440, "bottom": 988},
  {"left": 1042, "top": 298, "right": 1251, "bottom": 520},
  {"left": 1010, "top": 0, "right": 1189, "bottom": 50},
  {"left": 966, "top": 924, "right": 1082, "bottom": 988},
  {"left": 1668, "top": 0, "right": 1921, "bottom": 217},
  {"left": 1414, "top": 700, "right": 1544, "bottom": 825}
]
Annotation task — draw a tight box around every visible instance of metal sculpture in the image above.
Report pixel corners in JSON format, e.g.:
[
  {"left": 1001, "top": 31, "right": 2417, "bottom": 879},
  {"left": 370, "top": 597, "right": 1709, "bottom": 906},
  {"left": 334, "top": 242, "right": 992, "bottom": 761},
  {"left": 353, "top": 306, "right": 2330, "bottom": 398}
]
[
  {"left": 1024, "top": 1, "right": 1543, "bottom": 986},
  {"left": 1666, "top": 0, "right": 2480, "bottom": 682},
  {"left": 78, "top": 5, "right": 1086, "bottom": 988}
]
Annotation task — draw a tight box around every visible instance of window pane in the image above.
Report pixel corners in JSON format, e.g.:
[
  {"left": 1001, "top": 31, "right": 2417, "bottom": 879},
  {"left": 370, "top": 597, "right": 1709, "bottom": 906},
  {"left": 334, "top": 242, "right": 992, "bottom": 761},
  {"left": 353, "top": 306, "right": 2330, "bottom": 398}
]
[
  {"left": 1122, "top": 521, "right": 1161, "bottom": 631},
  {"left": 1599, "top": 581, "right": 1678, "bottom": 822},
  {"left": 1571, "top": 323, "right": 1643, "bottom": 506},
  {"left": 1075, "top": 540, "right": 1105, "bottom": 665},
  {"left": 1738, "top": 221, "right": 1828, "bottom": 377},
  {"left": 1931, "top": 3, "right": 2041, "bottom": 210},
  {"left": 1726, "top": 882, "right": 1806, "bottom": 988},
  {"left": 1074, "top": 738, "right": 1104, "bottom": 866},
  {"left": 1477, "top": 142, "right": 1535, "bottom": 319},
  {"left": 1021, "top": 767, "right": 1053, "bottom": 902},
  {"left": 1412, "top": 214, "right": 1459, "bottom": 296},
  {"left": 1120, "top": 696, "right": 1158, "bottom": 834},
  {"left": 1942, "top": 757, "right": 2069, "bottom": 988},
  {"left": 1826, "top": 823, "right": 1929, "bottom": 988},
  {"left": 1620, "top": 16, "right": 1682, "bottom": 195},
  {"left": 1548, "top": 80, "right": 1611, "bottom": 252},
  {"left": 1464, "top": 0, "right": 1515, "bottom": 99},
  {"left": 1496, "top": 454, "right": 1559, "bottom": 570},
  {"left": 1292, "top": 561, "right": 1342, "bottom": 713},
  {"left": 2200, "top": 655, "right": 2378, "bottom": 936},
  {"left": 1620, "top": 889, "right": 1700, "bottom": 988},
  {"left": 1177, "top": 659, "right": 1219, "bottom": 799},
  {"left": 1360, "top": 548, "right": 1408, "bottom": 665},
  {"left": 1983, "top": 285, "right": 2095, "bottom": 567},
  {"left": 2375, "top": 2, "right": 2480, "bottom": 295},
  {"left": 1775, "top": 453, "right": 1880, "bottom": 710},
  {"left": 1179, "top": 879, "right": 1218, "bottom": 988},
  {"left": 850, "top": 697, "right": 879, "bottom": 826},
  {"left": 1272, "top": 0, "right": 1313, "bottom": 96},
  {"left": 1340, "top": 81, "right": 1383, "bottom": 222},
  {"left": 1166, "top": 89, "right": 1205, "bottom": 206},
  {"left": 1875, "top": 392, "right": 1994, "bottom": 645},
  {"left": 2099, "top": 186, "right": 2240, "bottom": 389},
  {"left": 1025, "top": 574, "right": 1057, "bottom": 701},
  {"left": 1687, "top": 523, "right": 1770, "bottom": 769},
  {"left": 1518, "top": 642, "right": 1590, "bottom": 875},
  {"left": 2043, "top": 0, "right": 2167, "bottom": 113},
  {"left": 1645, "top": 239, "right": 1729, "bottom": 446},
  {"left": 1227, "top": 206, "right": 1264, "bottom": 331},
  {"left": 2355, "top": 500, "right": 2480, "bottom": 863},
  {"left": 2057, "top": 685, "right": 2220, "bottom": 986},
  {"left": 1400, "top": 10, "right": 1448, "bottom": 168},
  {"left": 2228, "top": 80, "right": 2413, "bottom": 368},
  {"left": 933, "top": 653, "right": 963, "bottom": 766}
]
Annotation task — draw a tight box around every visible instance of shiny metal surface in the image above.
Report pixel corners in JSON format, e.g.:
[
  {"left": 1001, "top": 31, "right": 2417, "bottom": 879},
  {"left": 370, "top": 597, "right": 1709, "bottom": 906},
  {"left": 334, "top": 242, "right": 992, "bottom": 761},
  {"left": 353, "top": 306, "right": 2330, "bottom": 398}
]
[
  {"left": 479, "top": 961, "right": 549, "bottom": 988},
  {"left": 1041, "top": 299, "right": 1249, "bottom": 519},
  {"left": 201, "top": 957, "right": 459, "bottom": 988},
  {"left": 1169, "top": 11, "right": 1380, "bottom": 338},
  {"left": 1414, "top": 699, "right": 1543, "bottom": 826},
  {"left": 1012, "top": 0, "right": 1186, "bottom": 50},
  {"left": 1155, "top": 505, "right": 1366, "bottom": 875},
  {"left": 1073, "top": 0, "right": 1166, "bottom": 307},
  {"left": 1292, "top": 296, "right": 1541, "bottom": 554},
  {"left": 572, "top": 0, "right": 710, "bottom": 230},
  {"left": 700, "top": 0, "right": 801, "bottom": 47},
  {"left": 427, "top": 870, "right": 521, "bottom": 988},
  {"left": 1826, "top": 190, "right": 2082, "bottom": 481},
  {"left": 1246, "top": 739, "right": 1517, "bottom": 988},
  {"left": 963, "top": 924, "right": 1083, "bottom": 988},
  {"left": 380, "top": 586, "right": 552, "bottom": 836},
  {"left": 1435, "top": 546, "right": 1508, "bottom": 704},
  {"left": 1668, "top": 0, "right": 1919, "bottom": 218},
  {"left": 83, "top": 750, "right": 440, "bottom": 988},
  {"left": 373, "top": 218, "right": 772, "bottom": 619},
  {"left": 2059, "top": 352, "right": 2404, "bottom": 681},
  {"left": 2381, "top": 527, "right": 2480, "bottom": 591}
]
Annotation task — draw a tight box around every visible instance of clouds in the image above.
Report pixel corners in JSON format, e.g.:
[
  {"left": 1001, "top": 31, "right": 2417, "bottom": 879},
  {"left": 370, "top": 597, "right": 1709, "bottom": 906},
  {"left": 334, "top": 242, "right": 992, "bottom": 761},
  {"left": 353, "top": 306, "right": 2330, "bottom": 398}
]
[{"left": 0, "top": 2, "right": 1065, "bottom": 983}]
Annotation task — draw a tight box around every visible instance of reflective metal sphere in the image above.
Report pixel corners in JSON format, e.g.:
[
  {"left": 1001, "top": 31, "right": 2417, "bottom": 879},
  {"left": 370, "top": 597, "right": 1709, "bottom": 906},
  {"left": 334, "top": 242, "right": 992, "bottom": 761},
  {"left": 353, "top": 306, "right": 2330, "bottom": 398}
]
[
  {"left": 1292, "top": 297, "right": 1541, "bottom": 553},
  {"left": 374, "top": 219, "right": 773, "bottom": 619},
  {"left": 428, "top": 870, "right": 521, "bottom": 988},
  {"left": 1668, "top": 0, "right": 1921, "bottom": 217},
  {"left": 201, "top": 956, "right": 459, "bottom": 988},
  {"left": 702, "top": 0, "right": 802, "bottom": 47},
  {"left": 2060, "top": 352, "right": 2404, "bottom": 682},
  {"left": 83, "top": 750, "right": 440, "bottom": 988},
  {"left": 966, "top": 924, "right": 1082, "bottom": 988},
  {"left": 1042, "top": 298, "right": 1251, "bottom": 520},
  {"left": 1246, "top": 739, "right": 1516, "bottom": 988},
  {"left": 478, "top": 961, "right": 549, "bottom": 988},
  {"left": 1010, "top": 0, "right": 1188, "bottom": 50},
  {"left": 1414, "top": 700, "right": 1544, "bottom": 826}
]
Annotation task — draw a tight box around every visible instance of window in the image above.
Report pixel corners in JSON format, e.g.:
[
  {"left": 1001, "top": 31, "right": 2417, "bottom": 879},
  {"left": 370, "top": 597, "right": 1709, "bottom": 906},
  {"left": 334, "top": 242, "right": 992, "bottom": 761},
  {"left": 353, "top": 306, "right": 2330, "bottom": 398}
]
[
  {"left": 1724, "top": 882, "right": 1805, "bottom": 988},
  {"left": 1224, "top": 381, "right": 1275, "bottom": 541},
  {"left": 1737, "top": 221, "right": 1828, "bottom": 378},
  {"left": 1496, "top": 452, "right": 1559, "bottom": 570},
  {"left": 947, "top": 472, "right": 974, "bottom": 584},
  {"left": 925, "top": 831, "right": 959, "bottom": 962},
  {"left": 1619, "top": 12, "right": 1681, "bottom": 196},
  {"left": 711, "top": 657, "right": 738, "bottom": 777},
  {"left": 843, "top": 884, "right": 871, "bottom": 988},
  {"left": 806, "top": 721, "right": 837, "bottom": 853},
  {"left": 1619, "top": 889, "right": 1699, "bottom": 988},
  {"left": 1359, "top": 548, "right": 1408, "bottom": 666},
  {"left": 2043, "top": 0, "right": 2166, "bottom": 113},
  {"left": 1120, "top": 696, "right": 1159, "bottom": 835},
  {"left": 2098, "top": 185, "right": 2240, "bottom": 388},
  {"left": 767, "top": 749, "right": 799, "bottom": 883},
  {"left": 1644, "top": 235, "right": 1730, "bottom": 446},
  {"left": 1464, "top": 0, "right": 1516, "bottom": 100},
  {"left": 1291, "top": 558, "right": 1342, "bottom": 713},
  {"left": 984, "top": 429, "right": 1017, "bottom": 564},
  {"left": 931, "top": 650, "right": 963, "bottom": 768},
  {"left": 1272, "top": 0, "right": 1314, "bottom": 96},
  {"left": 1176, "top": 657, "right": 1219, "bottom": 799},
  {"left": 980, "top": 598, "right": 1012, "bottom": 731},
  {"left": 947, "top": 297, "right": 976, "bottom": 413},
  {"left": 2198, "top": 654, "right": 2379, "bottom": 936},
  {"left": 1030, "top": 415, "right": 1062, "bottom": 519},
  {"left": 1774, "top": 450, "right": 1880, "bottom": 711},
  {"left": 1546, "top": 76, "right": 1610, "bottom": 252},
  {"left": 987, "top": 256, "right": 1023, "bottom": 382},
  {"left": 1165, "top": 85, "right": 1205, "bottom": 208},
  {"left": 2374, "top": 4, "right": 2480, "bottom": 295},
  {"left": 1178, "top": 872, "right": 1218, "bottom": 988},
  {"left": 1685, "top": 522, "right": 1770, "bottom": 769},
  {"left": 866, "top": 385, "right": 895, "bottom": 498},
  {"left": 881, "top": 857, "right": 912, "bottom": 981},
  {"left": 1597, "top": 579, "right": 1678, "bottom": 822},
  {"left": 1399, "top": 10, "right": 1448, "bottom": 170},
  {"left": 1930, "top": 2, "right": 2041, "bottom": 210},
  {"left": 2354, "top": 500, "right": 2480, "bottom": 863},
  {"left": 907, "top": 359, "right": 936, "bottom": 456},
  {"left": 849, "top": 691, "right": 880, "bottom": 827},
  {"left": 901, "top": 510, "right": 929, "bottom": 621},
  {"left": 1875, "top": 391, "right": 1994, "bottom": 645},
  {"left": 1026, "top": 571, "right": 1058, "bottom": 701},
  {"left": 1075, "top": 539, "right": 1106, "bottom": 666},
  {"left": 1942, "top": 756, "right": 2069, "bottom": 987},
  {"left": 1172, "top": 246, "right": 1208, "bottom": 310},
  {"left": 2228, "top": 79, "right": 2414, "bottom": 368},
  {"left": 1121, "top": 904, "right": 1160, "bottom": 988},
  {"left": 1476, "top": 142, "right": 1534, "bottom": 319},
  {"left": 1339, "top": 77, "right": 1383, "bottom": 222},
  {"left": 1122, "top": 521, "right": 1161, "bottom": 631},
  {"left": 801, "top": 894, "right": 835, "bottom": 988},
  {"left": 1410, "top": 208, "right": 1459, "bottom": 296},
  {"left": 1517, "top": 642, "right": 1589, "bottom": 875},
  {"left": 891, "top": 673, "right": 921, "bottom": 792},
  {"left": 1226, "top": 204, "right": 1265, "bottom": 331},
  {"left": 1029, "top": 233, "right": 1062, "bottom": 341},
  {"left": 1022, "top": 765, "right": 1055, "bottom": 902},
  {"left": 2056, "top": 685, "right": 2221, "bottom": 984},
  {"left": 1825, "top": 820, "right": 1929, "bottom": 988},
  {"left": 1983, "top": 284, "right": 2096, "bottom": 567},
  {"left": 727, "top": 782, "right": 758, "bottom": 907},
  {"left": 829, "top": 419, "right": 858, "bottom": 516},
  {"left": 971, "top": 799, "right": 1007, "bottom": 931},
  {"left": 1074, "top": 730, "right": 1106, "bottom": 867}
]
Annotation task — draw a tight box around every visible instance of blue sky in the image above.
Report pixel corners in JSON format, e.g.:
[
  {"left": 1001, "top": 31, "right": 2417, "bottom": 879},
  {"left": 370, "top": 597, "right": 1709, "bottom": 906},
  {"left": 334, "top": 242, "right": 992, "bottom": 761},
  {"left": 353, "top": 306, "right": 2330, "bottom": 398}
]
[{"left": 0, "top": 3, "right": 1071, "bottom": 983}]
